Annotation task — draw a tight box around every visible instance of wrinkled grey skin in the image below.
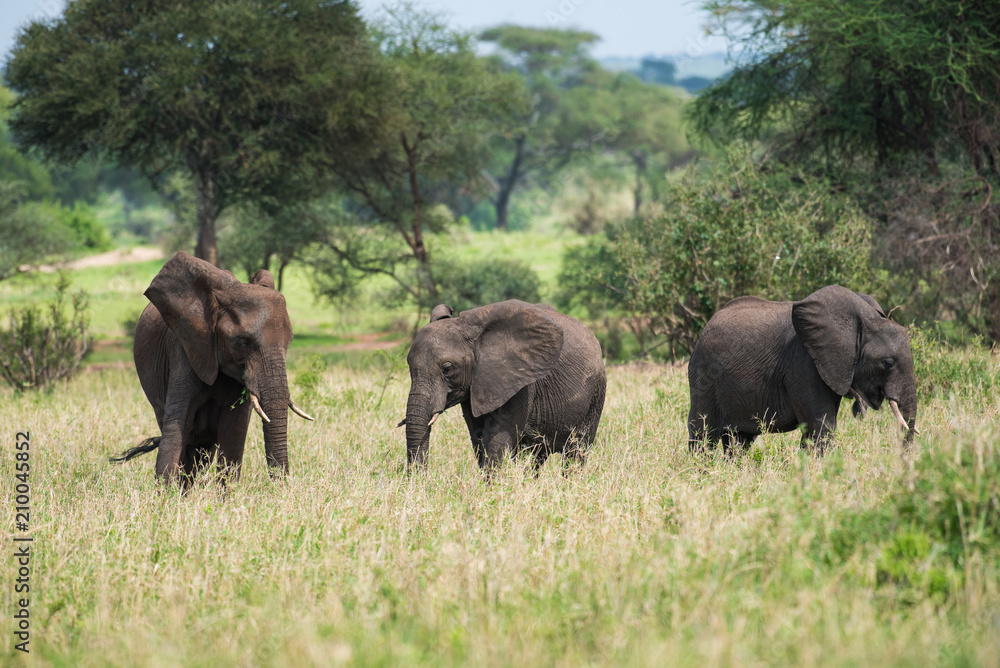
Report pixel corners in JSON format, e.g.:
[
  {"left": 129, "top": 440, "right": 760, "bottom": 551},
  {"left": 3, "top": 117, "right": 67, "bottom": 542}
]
[
  {"left": 119, "top": 252, "right": 311, "bottom": 483},
  {"left": 688, "top": 285, "right": 917, "bottom": 452},
  {"left": 404, "top": 300, "right": 607, "bottom": 472}
]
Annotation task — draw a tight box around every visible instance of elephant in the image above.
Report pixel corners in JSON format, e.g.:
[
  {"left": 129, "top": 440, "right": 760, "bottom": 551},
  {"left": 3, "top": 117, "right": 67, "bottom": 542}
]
[
  {"left": 112, "top": 252, "right": 313, "bottom": 483},
  {"left": 402, "top": 300, "right": 607, "bottom": 472},
  {"left": 687, "top": 284, "right": 917, "bottom": 452}
]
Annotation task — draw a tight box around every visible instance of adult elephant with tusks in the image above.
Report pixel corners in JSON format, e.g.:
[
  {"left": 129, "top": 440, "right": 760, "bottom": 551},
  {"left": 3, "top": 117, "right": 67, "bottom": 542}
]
[
  {"left": 401, "top": 300, "right": 607, "bottom": 473},
  {"left": 112, "top": 252, "right": 314, "bottom": 484},
  {"left": 687, "top": 285, "right": 918, "bottom": 453}
]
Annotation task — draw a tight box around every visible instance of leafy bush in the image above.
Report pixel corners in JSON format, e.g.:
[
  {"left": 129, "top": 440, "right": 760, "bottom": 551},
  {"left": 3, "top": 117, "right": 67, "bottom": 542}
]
[
  {"left": 818, "top": 430, "right": 999, "bottom": 603},
  {"left": 430, "top": 257, "right": 541, "bottom": 313},
  {"left": 0, "top": 273, "right": 91, "bottom": 391},
  {"left": 0, "top": 180, "right": 70, "bottom": 280},
  {"left": 558, "top": 146, "right": 878, "bottom": 358},
  {"left": 29, "top": 201, "right": 113, "bottom": 252},
  {"left": 908, "top": 325, "right": 999, "bottom": 399}
]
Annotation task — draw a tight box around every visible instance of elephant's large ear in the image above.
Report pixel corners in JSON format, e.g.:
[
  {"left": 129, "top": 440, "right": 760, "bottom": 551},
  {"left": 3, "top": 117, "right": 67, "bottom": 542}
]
[
  {"left": 250, "top": 269, "right": 275, "bottom": 289},
  {"left": 462, "top": 300, "right": 565, "bottom": 417},
  {"left": 144, "top": 252, "right": 241, "bottom": 385},
  {"left": 855, "top": 292, "right": 886, "bottom": 317},
  {"left": 791, "top": 285, "right": 864, "bottom": 396}
]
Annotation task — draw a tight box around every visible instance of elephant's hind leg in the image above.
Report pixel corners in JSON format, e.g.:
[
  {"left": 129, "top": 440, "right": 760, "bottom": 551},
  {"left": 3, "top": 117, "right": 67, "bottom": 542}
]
[{"left": 722, "top": 429, "right": 756, "bottom": 456}]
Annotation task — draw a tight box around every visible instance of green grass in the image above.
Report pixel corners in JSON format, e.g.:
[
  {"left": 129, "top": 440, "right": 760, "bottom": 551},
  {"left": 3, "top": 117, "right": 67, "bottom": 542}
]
[
  {"left": 1, "top": 239, "right": 998, "bottom": 666},
  {"left": 0, "top": 230, "right": 574, "bottom": 341},
  {"left": 0, "top": 351, "right": 998, "bottom": 666}
]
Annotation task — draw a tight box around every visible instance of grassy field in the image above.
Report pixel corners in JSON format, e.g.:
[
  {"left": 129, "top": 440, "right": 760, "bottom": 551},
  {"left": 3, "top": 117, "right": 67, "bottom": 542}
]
[
  {"left": 1, "top": 344, "right": 999, "bottom": 665},
  {"left": 1, "top": 244, "right": 999, "bottom": 666}
]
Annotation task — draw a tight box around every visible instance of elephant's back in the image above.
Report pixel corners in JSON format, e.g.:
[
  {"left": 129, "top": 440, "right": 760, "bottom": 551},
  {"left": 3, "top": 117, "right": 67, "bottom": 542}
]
[
  {"left": 689, "top": 297, "right": 795, "bottom": 423},
  {"left": 552, "top": 311, "right": 605, "bottom": 379}
]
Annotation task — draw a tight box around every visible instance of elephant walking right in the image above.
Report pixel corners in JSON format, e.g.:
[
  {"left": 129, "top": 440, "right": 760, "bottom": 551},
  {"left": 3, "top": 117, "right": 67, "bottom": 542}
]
[{"left": 687, "top": 285, "right": 917, "bottom": 452}]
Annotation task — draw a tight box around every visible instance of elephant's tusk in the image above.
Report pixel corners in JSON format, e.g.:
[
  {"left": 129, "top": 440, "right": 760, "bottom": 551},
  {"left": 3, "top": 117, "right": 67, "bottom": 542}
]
[
  {"left": 888, "top": 399, "right": 908, "bottom": 433},
  {"left": 250, "top": 393, "right": 271, "bottom": 423},
  {"left": 428, "top": 412, "right": 441, "bottom": 427},
  {"left": 289, "top": 400, "right": 315, "bottom": 421}
]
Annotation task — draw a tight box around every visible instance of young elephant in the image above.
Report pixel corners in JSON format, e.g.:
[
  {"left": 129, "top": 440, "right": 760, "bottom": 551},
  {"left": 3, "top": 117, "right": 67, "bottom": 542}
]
[
  {"left": 403, "top": 300, "right": 606, "bottom": 471},
  {"left": 687, "top": 285, "right": 917, "bottom": 452},
  {"left": 114, "top": 252, "right": 313, "bottom": 483}
]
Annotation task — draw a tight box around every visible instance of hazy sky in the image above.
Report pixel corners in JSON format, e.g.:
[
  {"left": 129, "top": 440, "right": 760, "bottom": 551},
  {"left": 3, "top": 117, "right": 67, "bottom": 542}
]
[{"left": 1, "top": 0, "right": 728, "bottom": 64}]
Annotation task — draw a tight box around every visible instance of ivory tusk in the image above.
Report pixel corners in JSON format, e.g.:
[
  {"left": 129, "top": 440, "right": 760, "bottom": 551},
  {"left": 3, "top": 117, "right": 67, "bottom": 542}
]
[
  {"left": 250, "top": 393, "right": 271, "bottom": 423},
  {"left": 888, "top": 399, "right": 908, "bottom": 433},
  {"left": 428, "top": 412, "right": 441, "bottom": 427},
  {"left": 289, "top": 400, "right": 315, "bottom": 421}
]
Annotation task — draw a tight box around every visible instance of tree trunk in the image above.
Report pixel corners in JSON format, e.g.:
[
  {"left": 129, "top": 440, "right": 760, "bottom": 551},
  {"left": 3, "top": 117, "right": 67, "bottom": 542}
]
[
  {"left": 277, "top": 258, "right": 289, "bottom": 293},
  {"left": 632, "top": 151, "right": 648, "bottom": 216},
  {"left": 194, "top": 169, "right": 221, "bottom": 266},
  {"left": 402, "top": 132, "right": 437, "bottom": 302},
  {"left": 495, "top": 134, "right": 527, "bottom": 231}
]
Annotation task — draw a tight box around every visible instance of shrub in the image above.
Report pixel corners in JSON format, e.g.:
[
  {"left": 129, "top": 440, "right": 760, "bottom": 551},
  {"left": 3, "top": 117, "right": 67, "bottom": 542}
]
[
  {"left": 0, "top": 273, "right": 91, "bottom": 391},
  {"left": 818, "top": 429, "right": 999, "bottom": 603},
  {"left": 908, "top": 325, "right": 999, "bottom": 399},
  {"left": 558, "top": 145, "right": 879, "bottom": 358},
  {"left": 430, "top": 257, "right": 541, "bottom": 314},
  {"left": 29, "top": 201, "right": 113, "bottom": 252}
]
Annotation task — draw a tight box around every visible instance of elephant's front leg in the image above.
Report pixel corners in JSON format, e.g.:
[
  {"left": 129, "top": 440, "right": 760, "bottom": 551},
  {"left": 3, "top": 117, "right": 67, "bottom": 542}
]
[
  {"left": 796, "top": 394, "right": 841, "bottom": 454},
  {"left": 217, "top": 401, "right": 252, "bottom": 479},
  {"left": 478, "top": 386, "right": 533, "bottom": 470},
  {"left": 154, "top": 368, "right": 202, "bottom": 483},
  {"left": 461, "top": 400, "right": 487, "bottom": 468}
]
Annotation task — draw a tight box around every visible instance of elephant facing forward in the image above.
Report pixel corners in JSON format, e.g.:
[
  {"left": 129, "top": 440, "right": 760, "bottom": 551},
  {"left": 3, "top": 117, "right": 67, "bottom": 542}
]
[
  {"left": 403, "top": 300, "right": 607, "bottom": 472},
  {"left": 115, "top": 252, "right": 313, "bottom": 483},
  {"left": 687, "top": 285, "right": 917, "bottom": 452}
]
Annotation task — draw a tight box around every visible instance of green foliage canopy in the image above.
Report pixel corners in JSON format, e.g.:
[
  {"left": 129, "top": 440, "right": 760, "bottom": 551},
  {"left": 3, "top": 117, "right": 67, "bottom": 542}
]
[
  {"left": 315, "top": 6, "right": 528, "bottom": 306},
  {"left": 559, "top": 146, "right": 878, "bottom": 358},
  {"left": 691, "top": 0, "right": 1000, "bottom": 175},
  {"left": 4, "top": 0, "right": 390, "bottom": 266}
]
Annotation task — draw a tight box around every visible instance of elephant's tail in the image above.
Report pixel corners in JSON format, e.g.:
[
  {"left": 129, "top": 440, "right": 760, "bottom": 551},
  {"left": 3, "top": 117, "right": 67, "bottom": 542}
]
[{"left": 109, "top": 437, "right": 161, "bottom": 464}]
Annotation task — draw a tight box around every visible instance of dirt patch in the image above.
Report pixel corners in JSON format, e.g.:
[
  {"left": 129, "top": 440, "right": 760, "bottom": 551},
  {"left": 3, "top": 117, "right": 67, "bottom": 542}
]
[
  {"left": 28, "top": 247, "right": 164, "bottom": 273},
  {"left": 329, "top": 332, "right": 404, "bottom": 352}
]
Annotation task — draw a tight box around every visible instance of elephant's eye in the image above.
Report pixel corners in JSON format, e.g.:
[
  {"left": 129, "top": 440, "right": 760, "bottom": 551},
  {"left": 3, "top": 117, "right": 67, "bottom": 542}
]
[
  {"left": 442, "top": 362, "right": 453, "bottom": 374},
  {"left": 882, "top": 357, "right": 895, "bottom": 370}
]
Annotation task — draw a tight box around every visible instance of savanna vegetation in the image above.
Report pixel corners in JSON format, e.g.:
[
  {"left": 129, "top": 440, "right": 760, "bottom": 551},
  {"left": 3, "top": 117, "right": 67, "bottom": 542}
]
[{"left": 1, "top": 0, "right": 999, "bottom": 664}]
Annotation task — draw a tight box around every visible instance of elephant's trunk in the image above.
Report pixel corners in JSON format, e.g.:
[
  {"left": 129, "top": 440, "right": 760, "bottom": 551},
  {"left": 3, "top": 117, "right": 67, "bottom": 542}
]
[
  {"left": 887, "top": 367, "right": 918, "bottom": 445},
  {"left": 404, "top": 390, "right": 439, "bottom": 471},
  {"left": 248, "top": 354, "right": 292, "bottom": 476},
  {"left": 897, "top": 391, "right": 918, "bottom": 445}
]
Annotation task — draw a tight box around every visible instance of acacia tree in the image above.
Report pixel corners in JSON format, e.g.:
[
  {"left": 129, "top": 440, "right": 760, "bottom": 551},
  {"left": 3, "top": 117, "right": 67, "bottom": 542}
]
[
  {"left": 691, "top": 0, "right": 1000, "bottom": 176},
  {"left": 316, "top": 6, "right": 527, "bottom": 304},
  {"left": 4, "top": 0, "right": 389, "bottom": 266},
  {"left": 690, "top": 0, "right": 1000, "bottom": 342},
  {"left": 479, "top": 26, "right": 604, "bottom": 230},
  {"left": 602, "top": 73, "right": 689, "bottom": 215}
]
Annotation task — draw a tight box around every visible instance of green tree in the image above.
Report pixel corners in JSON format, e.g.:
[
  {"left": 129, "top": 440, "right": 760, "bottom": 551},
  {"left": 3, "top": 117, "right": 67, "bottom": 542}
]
[
  {"left": 5, "top": 0, "right": 389, "bottom": 267},
  {"left": 0, "top": 180, "right": 70, "bottom": 281},
  {"left": 558, "top": 147, "right": 878, "bottom": 357},
  {"left": 691, "top": 0, "right": 1000, "bottom": 176},
  {"left": 220, "top": 201, "right": 335, "bottom": 290},
  {"left": 689, "top": 0, "right": 1000, "bottom": 343},
  {"left": 604, "top": 73, "right": 689, "bottom": 215},
  {"left": 479, "top": 26, "right": 605, "bottom": 230},
  {"left": 316, "top": 6, "right": 527, "bottom": 304}
]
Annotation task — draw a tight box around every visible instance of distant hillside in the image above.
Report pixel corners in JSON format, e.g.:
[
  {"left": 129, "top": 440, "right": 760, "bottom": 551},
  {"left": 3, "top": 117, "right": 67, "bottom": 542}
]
[{"left": 601, "top": 52, "right": 730, "bottom": 92}]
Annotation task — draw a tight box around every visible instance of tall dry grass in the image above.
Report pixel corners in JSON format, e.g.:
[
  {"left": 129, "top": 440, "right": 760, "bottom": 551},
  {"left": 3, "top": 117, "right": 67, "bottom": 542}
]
[{"left": 1, "top": 354, "right": 998, "bottom": 666}]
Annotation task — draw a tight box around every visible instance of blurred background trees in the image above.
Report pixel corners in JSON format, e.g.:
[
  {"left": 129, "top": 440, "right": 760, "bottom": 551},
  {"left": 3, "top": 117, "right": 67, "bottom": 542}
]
[{"left": 1, "top": 0, "right": 997, "bottom": 353}]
